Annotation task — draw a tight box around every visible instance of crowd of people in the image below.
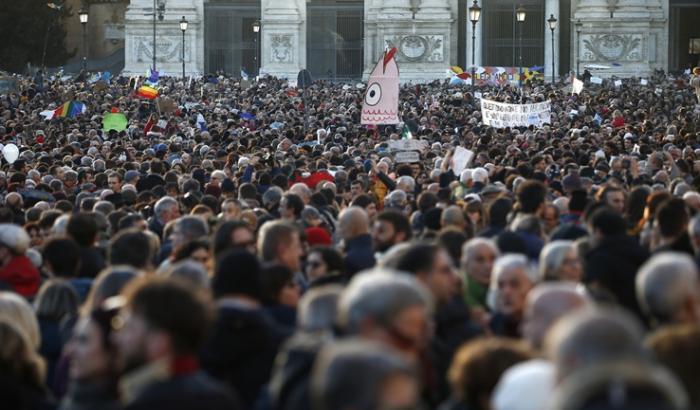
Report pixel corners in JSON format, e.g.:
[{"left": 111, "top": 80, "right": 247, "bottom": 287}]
[{"left": 0, "top": 66, "right": 699, "bottom": 410}]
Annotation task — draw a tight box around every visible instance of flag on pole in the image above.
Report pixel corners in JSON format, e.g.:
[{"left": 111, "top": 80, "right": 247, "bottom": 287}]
[
  {"left": 137, "top": 85, "right": 159, "bottom": 100},
  {"left": 401, "top": 124, "right": 413, "bottom": 140},
  {"left": 52, "top": 101, "right": 86, "bottom": 119},
  {"left": 147, "top": 69, "right": 159, "bottom": 85},
  {"left": 102, "top": 113, "right": 128, "bottom": 132},
  {"left": 240, "top": 69, "right": 249, "bottom": 81}
]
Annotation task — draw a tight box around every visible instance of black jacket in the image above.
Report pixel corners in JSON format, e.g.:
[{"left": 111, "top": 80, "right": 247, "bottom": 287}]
[
  {"left": 343, "top": 234, "right": 376, "bottom": 277},
  {"left": 59, "top": 381, "right": 120, "bottom": 410},
  {"left": 200, "top": 304, "right": 289, "bottom": 408},
  {"left": 124, "top": 371, "right": 238, "bottom": 410}
]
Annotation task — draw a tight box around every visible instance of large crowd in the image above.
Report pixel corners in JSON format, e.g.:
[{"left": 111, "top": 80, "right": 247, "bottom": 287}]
[{"left": 0, "top": 66, "right": 700, "bottom": 410}]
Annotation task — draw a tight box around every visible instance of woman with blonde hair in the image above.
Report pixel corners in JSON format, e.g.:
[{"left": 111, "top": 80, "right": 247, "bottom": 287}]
[
  {"left": 0, "top": 291, "right": 41, "bottom": 350},
  {"left": 0, "top": 320, "right": 51, "bottom": 409}
]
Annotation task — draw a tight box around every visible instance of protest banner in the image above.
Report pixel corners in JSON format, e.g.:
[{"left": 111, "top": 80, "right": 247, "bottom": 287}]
[
  {"left": 394, "top": 151, "right": 420, "bottom": 163},
  {"left": 389, "top": 139, "right": 428, "bottom": 152},
  {"left": 480, "top": 99, "right": 551, "bottom": 128},
  {"left": 451, "top": 147, "right": 474, "bottom": 175}
]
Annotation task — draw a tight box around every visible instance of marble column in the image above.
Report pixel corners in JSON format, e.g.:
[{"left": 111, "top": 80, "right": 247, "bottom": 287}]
[
  {"left": 417, "top": 0, "right": 451, "bottom": 19},
  {"left": 123, "top": 0, "right": 204, "bottom": 75},
  {"left": 380, "top": 0, "right": 413, "bottom": 19},
  {"left": 260, "top": 0, "right": 303, "bottom": 79},
  {"left": 544, "top": 0, "right": 560, "bottom": 81}
]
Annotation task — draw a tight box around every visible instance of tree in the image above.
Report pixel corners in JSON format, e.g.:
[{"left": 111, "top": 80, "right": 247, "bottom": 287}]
[{"left": 0, "top": 0, "right": 75, "bottom": 73}]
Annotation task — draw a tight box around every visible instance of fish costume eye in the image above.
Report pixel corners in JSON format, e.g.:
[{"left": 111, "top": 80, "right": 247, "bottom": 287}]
[{"left": 365, "top": 83, "right": 382, "bottom": 106}]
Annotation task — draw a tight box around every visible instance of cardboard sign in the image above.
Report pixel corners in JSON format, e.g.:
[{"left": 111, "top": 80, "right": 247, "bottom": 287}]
[
  {"left": 389, "top": 139, "right": 428, "bottom": 152},
  {"left": 640, "top": 79, "right": 648, "bottom": 85},
  {"left": 590, "top": 77, "right": 603, "bottom": 85},
  {"left": 614, "top": 80, "right": 623, "bottom": 87},
  {"left": 394, "top": 151, "right": 420, "bottom": 163},
  {"left": 451, "top": 146, "right": 474, "bottom": 175}
]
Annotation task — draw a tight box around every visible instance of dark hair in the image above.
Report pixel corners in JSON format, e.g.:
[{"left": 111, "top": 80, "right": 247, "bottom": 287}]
[
  {"left": 123, "top": 277, "right": 212, "bottom": 355},
  {"left": 437, "top": 229, "right": 468, "bottom": 265},
  {"left": 108, "top": 229, "right": 153, "bottom": 269},
  {"left": 213, "top": 220, "right": 253, "bottom": 257},
  {"left": 307, "top": 246, "right": 345, "bottom": 276},
  {"left": 487, "top": 197, "right": 513, "bottom": 228},
  {"left": 394, "top": 243, "right": 440, "bottom": 276},
  {"left": 67, "top": 212, "right": 99, "bottom": 247},
  {"left": 283, "top": 193, "right": 305, "bottom": 218},
  {"left": 260, "top": 263, "right": 294, "bottom": 305},
  {"left": 173, "top": 239, "right": 210, "bottom": 263},
  {"left": 516, "top": 180, "right": 547, "bottom": 214},
  {"left": 376, "top": 210, "right": 412, "bottom": 241},
  {"left": 212, "top": 250, "right": 262, "bottom": 300},
  {"left": 42, "top": 237, "right": 81, "bottom": 278},
  {"left": 591, "top": 207, "right": 627, "bottom": 236},
  {"left": 117, "top": 213, "right": 145, "bottom": 232},
  {"left": 656, "top": 198, "right": 689, "bottom": 238}
]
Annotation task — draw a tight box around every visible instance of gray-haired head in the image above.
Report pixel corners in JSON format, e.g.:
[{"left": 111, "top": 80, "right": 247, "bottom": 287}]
[
  {"left": 311, "top": 339, "right": 417, "bottom": 410},
  {"left": 636, "top": 252, "right": 699, "bottom": 326},
  {"left": 166, "top": 260, "right": 210, "bottom": 290},
  {"left": 0, "top": 224, "right": 31, "bottom": 255},
  {"left": 487, "top": 254, "right": 536, "bottom": 312},
  {"left": 338, "top": 269, "right": 433, "bottom": 334},
  {"left": 539, "top": 240, "right": 579, "bottom": 282},
  {"left": 154, "top": 196, "right": 178, "bottom": 220},
  {"left": 396, "top": 175, "right": 415, "bottom": 193},
  {"left": 171, "top": 216, "right": 209, "bottom": 249},
  {"left": 93, "top": 200, "right": 115, "bottom": 216},
  {"left": 545, "top": 306, "right": 647, "bottom": 382},
  {"left": 384, "top": 189, "right": 407, "bottom": 209},
  {"left": 298, "top": 285, "right": 343, "bottom": 332}
]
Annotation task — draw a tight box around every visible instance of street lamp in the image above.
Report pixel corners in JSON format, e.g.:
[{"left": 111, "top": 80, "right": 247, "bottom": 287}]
[
  {"left": 79, "top": 8, "right": 88, "bottom": 72},
  {"left": 253, "top": 20, "right": 260, "bottom": 77},
  {"left": 547, "top": 14, "right": 557, "bottom": 83},
  {"left": 468, "top": 0, "right": 481, "bottom": 88},
  {"left": 180, "top": 16, "right": 188, "bottom": 80},
  {"left": 516, "top": 5, "right": 526, "bottom": 88}
]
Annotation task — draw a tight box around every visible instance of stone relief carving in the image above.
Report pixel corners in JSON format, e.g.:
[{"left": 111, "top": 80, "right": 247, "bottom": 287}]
[
  {"left": 581, "top": 34, "right": 643, "bottom": 62},
  {"left": 385, "top": 35, "right": 444, "bottom": 63},
  {"left": 134, "top": 36, "right": 189, "bottom": 63},
  {"left": 270, "top": 34, "right": 294, "bottom": 63}
]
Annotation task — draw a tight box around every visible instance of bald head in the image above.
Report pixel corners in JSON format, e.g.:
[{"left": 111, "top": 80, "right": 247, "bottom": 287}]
[
  {"left": 339, "top": 206, "right": 370, "bottom": 240},
  {"left": 522, "top": 283, "right": 589, "bottom": 350}
]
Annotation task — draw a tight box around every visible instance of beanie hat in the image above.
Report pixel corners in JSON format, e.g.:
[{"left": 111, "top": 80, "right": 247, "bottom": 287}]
[
  {"left": 212, "top": 250, "right": 262, "bottom": 300},
  {"left": 305, "top": 227, "right": 332, "bottom": 246}
]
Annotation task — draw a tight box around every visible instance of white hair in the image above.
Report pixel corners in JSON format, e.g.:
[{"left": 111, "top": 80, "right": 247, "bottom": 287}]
[
  {"left": 472, "top": 167, "right": 489, "bottom": 184},
  {"left": 460, "top": 169, "right": 473, "bottom": 184},
  {"left": 0, "top": 224, "right": 30, "bottom": 255},
  {"left": 539, "top": 241, "right": 576, "bottom": 281},
  {"left": 487, "top": 254, "right": 535, "bottom": 311}
]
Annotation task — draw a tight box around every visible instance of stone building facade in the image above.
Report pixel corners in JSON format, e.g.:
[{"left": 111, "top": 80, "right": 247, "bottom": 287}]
[{"left": 113, "top": 0, "right": 699, "bottom": 80}]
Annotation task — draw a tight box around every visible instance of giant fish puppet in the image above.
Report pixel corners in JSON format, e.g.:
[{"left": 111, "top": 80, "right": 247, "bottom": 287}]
[{"left": 361, "top": 48, "right": 400, "bottom": 125}]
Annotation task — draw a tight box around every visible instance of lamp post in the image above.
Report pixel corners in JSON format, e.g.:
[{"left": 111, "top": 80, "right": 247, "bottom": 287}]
[
  {"left": 516, "top": 5, "right": 526, "bottom": 88},
  {"left": 547, "top": 14, "right": 557, "bottom": 84},
  {"left": 253, "top": 20, "right": 260, "bottom": 77},
  {"left": 180, "top": 16, "right": 188, "bottom": 79},
  {"left": 79, "top": 8, "right": 88, "bottom": 72},
  {"left": 468, "top": 0, "right": 481, "bottom": 88},
  {"left": 576, "top": 20, "right": 581, "bottom": 77}
]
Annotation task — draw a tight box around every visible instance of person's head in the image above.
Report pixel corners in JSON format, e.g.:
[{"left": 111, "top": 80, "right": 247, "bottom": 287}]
[
  {"left": 311, "top": 340, "right": 419, "bottom": 410},
  {"left": 338, "top": 270, "right": 433, "bottom": 361},
  {"left": 656, "top": 198, "right": 689, "bottom": 241},
  {"left": 448, "top": 337, "right": 533, "bottom": 410},
  {"left": 589, "top": 207, "right": 627, "bottom": 243},
  {"left": 545, "top": 306, "right": 647, "bottom": 382},
  {"left": 66, "top": 212, "right": 99, "bottom": 247},
  {"left": 0, "top": 292, "right": 41, "bottom": 350},
  {"left": 108, "top": 229, "right": 154, "bottom": 270},
  {"left": 83, "top": 267, "right": 138, "bottom": 312},
  {"left": 338, "top": 206, "right": 370, "bottom": 241},
  {"left": 42, "top": 236, "right": 80, "bottom": 278},
  {"left": 213, "top": 220, "right": 256, "bottom": 256},
  {"left": 539, "top": 240, "right": 583, "bottom": 282},
  {"left": 258, "top": 220, "right": 303, "bottom": 272},
  {"left": 688, "top": 215, "right": 700, "bottom": 255},
  {"left": 441, "top": 205, "right": 466, "bottom": 230},
  {"left": 298, "top": 285, "right": 343, "bottom": 332},
  {"left": 172, "top": 238, "right": 211, "bottom": 267},
  {"left": 488, "top": 254, "right": 535, "bottom": 319},
  {"left": 391, "top": 243, "right": 459, "bottom": 304},
  {"left": 646, "top": 324, "right": 700, "bottom": 409},
  {"left": 372, "top": 210, "right": 412, "bottom": 253},
  {"left": 0, "top": 320, "right": 45, "bottom": 390},
  {"left": 516, "top": 180, "right": 547, "bottom": 214},
  {"left": 260, "top": 263, "right": 300, "bottom": 308},
  {"left": 522, "top": 283, "right": 589, "bottom": 350},
  {"left": 461, "top": 238, "right": 499, "bottom": 286},
  {"left": 220, "top": 198, "right": 242, "bottom": 221},
  {"left": 549, "top": 361, "right": 688, "bottom": 410},
  {"left": 306, "top": 246, "right": 344, "bottom": 283},
  {"left": 212, "top": 250, "right": 262, "bottom": 301},
  {"left": 636, "top": 252, "right": 700, "bottom": 327},
  {"left": 34, "top": 279, "right": 80, "bottom": 322},
  {"left": 107, "top": 173, "right": 122, "bottom": 193},
  {"left": 114, "top": 277, "right": 213, "bottom": 373},
  {"left": 169, "top": 215, "right": 209, "bottom": 250},
  {"left": 153, "top": 196, "right": 181, "bottom": 225},
  {"left": 280, "top": 193, "right": 304, "bottom": 220},
  {"left": 65, "top": 305, "right": 120, "bottom": 382},
  {"left": 0, "top": 223, "right": 30, "bottom": 267},
  {"left": 596, "top": 185, "right": 626, "bottom": 215}
]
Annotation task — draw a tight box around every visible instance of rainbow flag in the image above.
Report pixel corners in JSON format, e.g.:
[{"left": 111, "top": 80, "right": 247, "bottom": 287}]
[
  {"left": 137, "top": 85, "right": 159, "bottom": 100},
  {"left": 52, "top": 101, "right": 86, "bottom": 119}
]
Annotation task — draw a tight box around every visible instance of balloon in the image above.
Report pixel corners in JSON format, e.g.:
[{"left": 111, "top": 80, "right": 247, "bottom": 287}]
[{"left": 3, "top": 143, "right": 19, "bottom": 164}]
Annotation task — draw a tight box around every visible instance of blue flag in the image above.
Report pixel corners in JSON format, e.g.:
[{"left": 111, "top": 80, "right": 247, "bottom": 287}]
[
  {"left": 594, "top": 113, "right": 603, "bottom": 125},
  {"left": 147, "top": 69, "right": 159, "bottom": 85},
  {"left": 241, "top": 69, "right": 249, "bottom": 81},
  {"left": 196, "top": 113, "right": 207, "bottom": 131}
]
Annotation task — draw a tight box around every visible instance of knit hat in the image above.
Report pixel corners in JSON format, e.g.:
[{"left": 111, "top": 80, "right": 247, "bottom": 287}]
[
  {"left": 212, "top": 250, "right": 262, "bottom": 300},
  {"left": 305, "top": 227, "right": 332, "bottom": 246}
]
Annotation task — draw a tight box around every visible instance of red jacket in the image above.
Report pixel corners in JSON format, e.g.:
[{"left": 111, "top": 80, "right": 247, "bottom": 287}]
[
  {"left": 296, "top": 171, "right": 334, "bottom": 189},
  {"left": 0, "top": 256, "right": 40, "bottom": 298}
]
